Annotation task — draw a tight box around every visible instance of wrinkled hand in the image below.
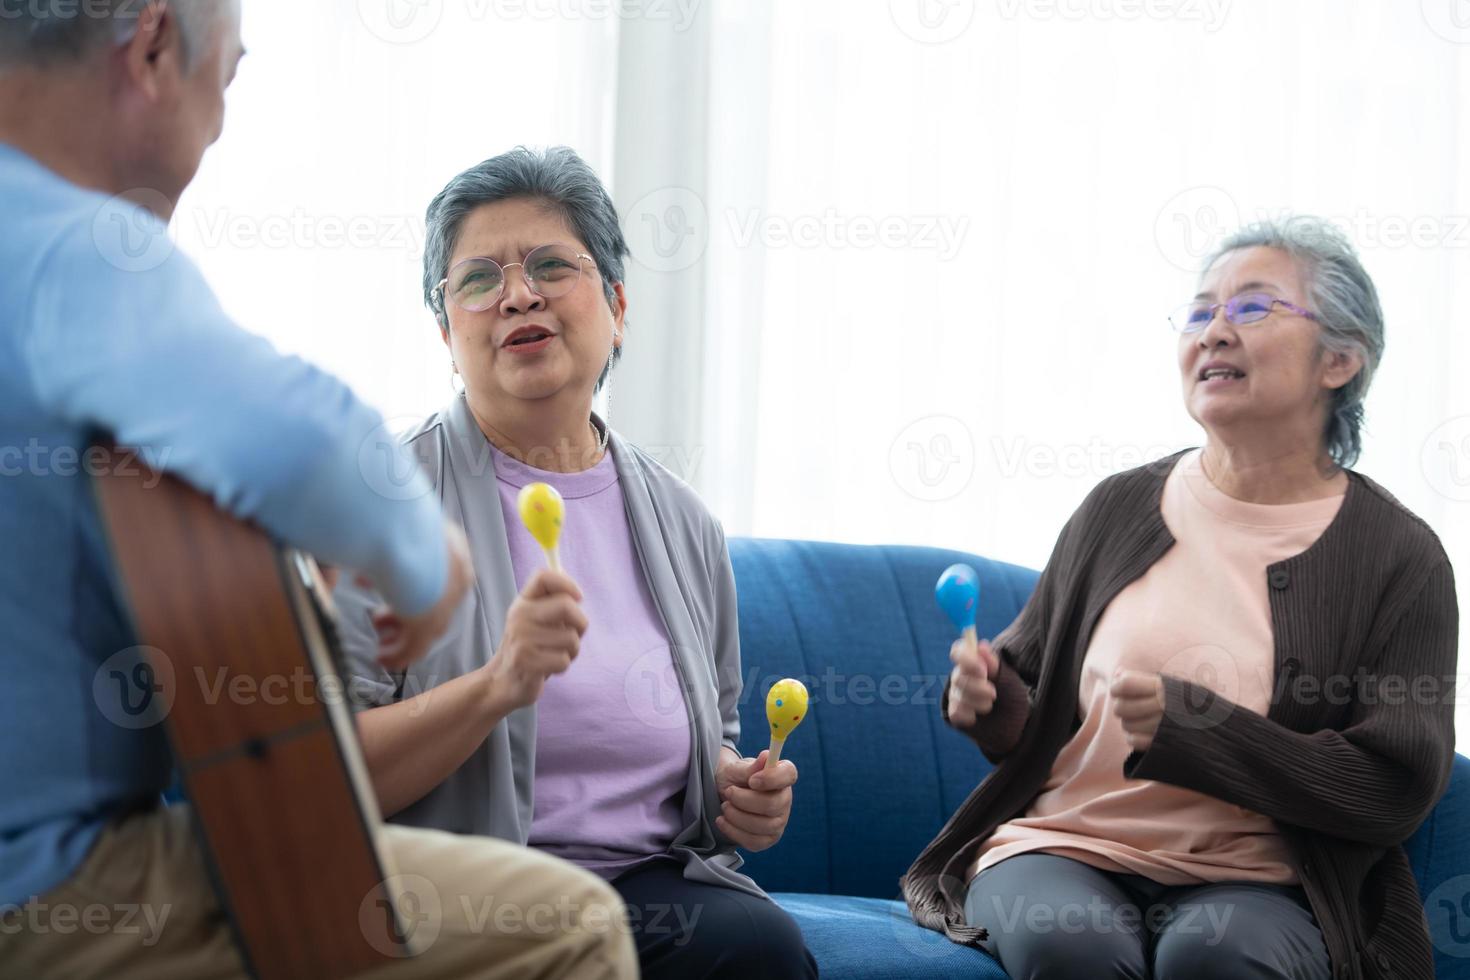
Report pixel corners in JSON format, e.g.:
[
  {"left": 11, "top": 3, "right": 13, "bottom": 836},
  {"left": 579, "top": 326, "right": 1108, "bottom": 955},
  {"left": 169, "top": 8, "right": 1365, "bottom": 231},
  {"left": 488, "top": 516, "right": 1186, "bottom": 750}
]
[
  {"left": 947, "top": 636, "right": 999, "bottom": 728},
  {"left": 1111, "top": 670, "right": 1166, "bottom": 752},
  {"left": 714, "top": 750, "right": 797, "bottom": 851},
  {"left": 481, "top": 568, "right": 589, "bottom": 712}
]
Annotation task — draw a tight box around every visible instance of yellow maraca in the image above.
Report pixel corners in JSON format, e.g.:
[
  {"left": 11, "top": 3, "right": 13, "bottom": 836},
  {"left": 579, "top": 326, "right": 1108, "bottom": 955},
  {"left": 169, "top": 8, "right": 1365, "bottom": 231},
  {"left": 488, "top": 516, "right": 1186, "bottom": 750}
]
[
  {"left": 765, "top": 678, "right": 809, "bottom": 767},
  {"left": 517, "top": 482, "right": 565, "bottom": 571}
]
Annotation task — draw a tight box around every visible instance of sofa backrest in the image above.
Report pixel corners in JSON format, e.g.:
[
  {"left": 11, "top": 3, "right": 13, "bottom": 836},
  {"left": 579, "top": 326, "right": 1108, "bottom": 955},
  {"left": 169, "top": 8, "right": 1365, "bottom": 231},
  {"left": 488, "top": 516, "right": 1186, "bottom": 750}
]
[
  {"left": 729, "top": 538, "right": 1038, "bottom": 900},
  {"left": 728, "top": 539, "right": 1470, "bottom": 974}
]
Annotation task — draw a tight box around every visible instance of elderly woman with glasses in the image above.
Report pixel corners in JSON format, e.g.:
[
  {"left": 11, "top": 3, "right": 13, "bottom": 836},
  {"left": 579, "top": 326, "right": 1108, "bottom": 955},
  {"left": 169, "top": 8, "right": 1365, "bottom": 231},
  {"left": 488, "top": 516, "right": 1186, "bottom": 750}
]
[
  {"left": 904, "top": 218, "right": 1457, "bottom": 980},
  {"left": 332, "top": 146, "right": 816, "bottom": 980}
]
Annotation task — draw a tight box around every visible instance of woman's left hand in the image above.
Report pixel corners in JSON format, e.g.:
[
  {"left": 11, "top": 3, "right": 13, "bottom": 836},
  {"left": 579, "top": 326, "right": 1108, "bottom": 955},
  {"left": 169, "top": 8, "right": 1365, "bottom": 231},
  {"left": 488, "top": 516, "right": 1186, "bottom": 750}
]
[
  {"left": 714, "top": 749, "right": 797, "bottom": 851},
  {"left": 1110, "top": 670, "right": 1166, "bottom": 752}
]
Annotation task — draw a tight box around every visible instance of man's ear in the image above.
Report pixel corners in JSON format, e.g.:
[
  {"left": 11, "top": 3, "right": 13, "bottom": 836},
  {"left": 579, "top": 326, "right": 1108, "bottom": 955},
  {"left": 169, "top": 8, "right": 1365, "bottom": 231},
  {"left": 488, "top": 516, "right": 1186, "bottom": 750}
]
[{"left": 120, "top": 0, "right": 185, "bottom": 100}]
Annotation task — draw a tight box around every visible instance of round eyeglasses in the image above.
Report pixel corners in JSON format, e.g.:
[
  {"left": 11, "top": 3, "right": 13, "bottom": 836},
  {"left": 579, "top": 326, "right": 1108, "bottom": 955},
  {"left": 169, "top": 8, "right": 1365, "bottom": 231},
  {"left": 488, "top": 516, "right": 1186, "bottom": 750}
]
[
  {"left": 435, "top": 243, "right": 595, "bottom": 314},
  {"left": 1169, "top": 291, "right": 1319, "bottom": 334}
]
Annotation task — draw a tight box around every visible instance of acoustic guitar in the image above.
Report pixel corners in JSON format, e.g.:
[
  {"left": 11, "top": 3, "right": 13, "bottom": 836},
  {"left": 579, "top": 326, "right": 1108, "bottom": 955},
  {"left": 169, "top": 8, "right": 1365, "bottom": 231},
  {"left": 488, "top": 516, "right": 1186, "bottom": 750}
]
[{"left": 91, "top": 443, "right": 414, "bottom": 978}]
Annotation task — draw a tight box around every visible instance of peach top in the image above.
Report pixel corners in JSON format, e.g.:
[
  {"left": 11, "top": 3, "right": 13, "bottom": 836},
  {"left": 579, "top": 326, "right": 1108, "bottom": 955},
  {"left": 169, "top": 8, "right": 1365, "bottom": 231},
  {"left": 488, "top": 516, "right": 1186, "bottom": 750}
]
[{"left": 970, "top": 448, "right": 1345, "bottom": 885}]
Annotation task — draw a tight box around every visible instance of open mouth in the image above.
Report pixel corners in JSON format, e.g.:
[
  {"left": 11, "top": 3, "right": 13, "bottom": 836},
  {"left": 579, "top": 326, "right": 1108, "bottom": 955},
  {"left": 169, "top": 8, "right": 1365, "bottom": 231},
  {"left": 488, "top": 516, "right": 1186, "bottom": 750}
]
[
  {"left": 1198, "top": 368, "right": 1245, "bottom": 384},
  {"left": 503, "top": 328, "right": 554, "bottom": 351}
]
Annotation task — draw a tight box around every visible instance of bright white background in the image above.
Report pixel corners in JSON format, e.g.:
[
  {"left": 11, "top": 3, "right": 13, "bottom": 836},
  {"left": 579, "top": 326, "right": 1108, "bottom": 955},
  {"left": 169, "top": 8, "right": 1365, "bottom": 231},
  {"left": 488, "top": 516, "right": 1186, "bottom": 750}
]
[{"left": 177, "top": 0, "right": 1470, "bottom": 743}]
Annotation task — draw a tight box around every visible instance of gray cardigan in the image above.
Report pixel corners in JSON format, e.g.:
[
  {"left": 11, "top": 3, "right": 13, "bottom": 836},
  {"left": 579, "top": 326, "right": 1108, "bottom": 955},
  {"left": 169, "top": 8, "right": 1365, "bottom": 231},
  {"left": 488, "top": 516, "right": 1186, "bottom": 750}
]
[{"left": 334, "top": 394, "right": 763, "bottom": 897}]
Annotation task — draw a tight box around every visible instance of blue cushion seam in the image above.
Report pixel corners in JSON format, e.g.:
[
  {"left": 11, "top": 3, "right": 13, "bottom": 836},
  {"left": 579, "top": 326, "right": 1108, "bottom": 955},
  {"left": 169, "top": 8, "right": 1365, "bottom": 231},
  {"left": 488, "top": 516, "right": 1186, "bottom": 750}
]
[
  {"left": 781, "top": 543, "right": 836, "bottom": 894},
  {"left": 880, "top": 546, "right": 951, "bottom": 864}
]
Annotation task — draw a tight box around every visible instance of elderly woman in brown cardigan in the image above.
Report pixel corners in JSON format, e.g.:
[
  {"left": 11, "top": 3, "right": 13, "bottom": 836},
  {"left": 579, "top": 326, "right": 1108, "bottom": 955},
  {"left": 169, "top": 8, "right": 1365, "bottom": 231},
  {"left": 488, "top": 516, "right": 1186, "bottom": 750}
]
[{"left": 904, "top": 217, "right": 1458, "bottom": 980}]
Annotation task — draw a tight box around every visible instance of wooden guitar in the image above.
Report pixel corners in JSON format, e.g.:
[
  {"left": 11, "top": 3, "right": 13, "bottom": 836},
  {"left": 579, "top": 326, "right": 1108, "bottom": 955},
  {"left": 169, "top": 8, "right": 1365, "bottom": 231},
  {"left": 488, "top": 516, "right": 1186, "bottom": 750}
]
[{"left": 91, "top": 443, "right": 413, "bottom": 978}]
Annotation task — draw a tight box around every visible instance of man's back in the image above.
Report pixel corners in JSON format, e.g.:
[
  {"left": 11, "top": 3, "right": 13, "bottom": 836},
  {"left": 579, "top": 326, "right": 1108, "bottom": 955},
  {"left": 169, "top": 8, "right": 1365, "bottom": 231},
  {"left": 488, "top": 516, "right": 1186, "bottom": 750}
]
[{"left": 1, "top": 144, "right": 173, "bottom": 908}]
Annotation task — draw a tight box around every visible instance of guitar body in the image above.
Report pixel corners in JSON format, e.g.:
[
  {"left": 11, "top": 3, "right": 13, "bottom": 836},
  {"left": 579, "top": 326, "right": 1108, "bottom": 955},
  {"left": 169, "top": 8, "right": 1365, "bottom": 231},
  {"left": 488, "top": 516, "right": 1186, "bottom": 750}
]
[{"left": 91, "top": 445, "right": 411, "bottom": 978}]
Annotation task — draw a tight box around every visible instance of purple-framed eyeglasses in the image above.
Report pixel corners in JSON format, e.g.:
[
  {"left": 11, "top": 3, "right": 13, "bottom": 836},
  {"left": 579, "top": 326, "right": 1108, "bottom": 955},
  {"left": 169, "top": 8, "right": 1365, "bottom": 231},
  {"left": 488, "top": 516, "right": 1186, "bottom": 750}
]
[
  {"left": 1169, "top": 291, "right": 1319, "bottom": 334},
  {"left": 434, "top": 243, "right": 595, "bottom": 314}
]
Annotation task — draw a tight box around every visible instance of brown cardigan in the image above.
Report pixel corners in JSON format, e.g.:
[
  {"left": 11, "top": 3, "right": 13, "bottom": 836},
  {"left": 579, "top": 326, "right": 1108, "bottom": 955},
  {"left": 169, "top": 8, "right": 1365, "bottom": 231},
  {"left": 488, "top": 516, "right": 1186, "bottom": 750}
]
[{"left": 902, "top": 449, "right": 1458, "bottom": 980}]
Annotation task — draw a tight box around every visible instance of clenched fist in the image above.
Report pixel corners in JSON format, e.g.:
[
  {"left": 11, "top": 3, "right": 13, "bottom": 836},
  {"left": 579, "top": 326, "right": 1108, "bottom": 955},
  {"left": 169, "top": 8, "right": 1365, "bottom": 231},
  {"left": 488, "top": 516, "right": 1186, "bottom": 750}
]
[
  {"left": 947, "top": 635, "right": 1000, "bottom": 728},
  {"left": 481, "top": 568, "right": 588, "bottom": 712}
]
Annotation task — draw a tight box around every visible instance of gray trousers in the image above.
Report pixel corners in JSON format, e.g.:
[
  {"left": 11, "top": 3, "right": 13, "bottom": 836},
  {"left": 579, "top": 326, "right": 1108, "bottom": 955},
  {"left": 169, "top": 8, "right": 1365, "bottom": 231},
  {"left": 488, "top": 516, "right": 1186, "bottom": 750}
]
[{"left": 963, "top": 853, "right": 1331, "bottom": 980}]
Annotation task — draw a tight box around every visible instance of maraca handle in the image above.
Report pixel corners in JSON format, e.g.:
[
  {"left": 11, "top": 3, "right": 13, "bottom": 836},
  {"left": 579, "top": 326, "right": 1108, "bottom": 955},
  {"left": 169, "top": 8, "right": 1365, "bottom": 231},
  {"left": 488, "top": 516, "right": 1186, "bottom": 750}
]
[
  {"left": 960, "top": 626, "right": 1001, "bottom": 679},
  {"left": 766, "top": 737, "right": 786, "bottom": 768},
  {"left": 545, "top": 545, "right": 562, "bottom": 573}
]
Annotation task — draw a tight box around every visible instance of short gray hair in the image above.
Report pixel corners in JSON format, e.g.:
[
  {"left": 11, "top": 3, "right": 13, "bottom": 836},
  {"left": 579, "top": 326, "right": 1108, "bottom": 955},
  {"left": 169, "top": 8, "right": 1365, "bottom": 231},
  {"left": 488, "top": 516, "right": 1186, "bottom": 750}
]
[
  {"left": 0, "top": 0, "right": 230, "bottom": 71},
  {"left": 1200, "top": 216, "right": 1384, "bottom": 469},
  {"left": 422, "top": 146, "right": 630, "bottom": 391}
]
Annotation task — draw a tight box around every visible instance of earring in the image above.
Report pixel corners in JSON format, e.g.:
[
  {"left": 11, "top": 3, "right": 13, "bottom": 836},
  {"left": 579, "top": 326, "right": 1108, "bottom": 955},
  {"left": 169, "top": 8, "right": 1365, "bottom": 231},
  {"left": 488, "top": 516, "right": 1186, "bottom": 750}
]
[
  {"left": 600, "top": 346, "right": 616, "bottom": 430},
  {"left": 449, "top": 361, "right": 464, "bottom": 396}
]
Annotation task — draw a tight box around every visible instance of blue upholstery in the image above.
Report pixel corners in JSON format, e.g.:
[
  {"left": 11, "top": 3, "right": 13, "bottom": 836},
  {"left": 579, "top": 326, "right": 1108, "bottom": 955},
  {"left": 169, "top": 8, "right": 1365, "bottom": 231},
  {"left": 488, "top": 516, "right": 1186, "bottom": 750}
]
[{"left": 729, "top": 537, "right": 1470, "bottom": 980}]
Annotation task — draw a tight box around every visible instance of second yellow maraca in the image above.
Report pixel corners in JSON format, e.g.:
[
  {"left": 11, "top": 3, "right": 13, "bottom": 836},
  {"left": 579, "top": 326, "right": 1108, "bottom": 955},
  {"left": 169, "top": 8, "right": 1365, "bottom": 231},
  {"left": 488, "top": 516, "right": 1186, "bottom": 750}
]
[
  {"left": 517, "top": 482, "right": 566, "bottom": 571},
  {"left": 765, "top": 678, "right": 809, "bottom": 767}
]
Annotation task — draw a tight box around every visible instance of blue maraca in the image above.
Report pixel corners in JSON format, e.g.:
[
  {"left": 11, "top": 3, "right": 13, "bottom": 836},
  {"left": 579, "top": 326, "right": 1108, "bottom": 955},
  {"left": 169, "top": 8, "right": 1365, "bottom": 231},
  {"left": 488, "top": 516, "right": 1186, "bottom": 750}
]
[{"left": 935, "top": 563, "right": 981, "bottom": 646}]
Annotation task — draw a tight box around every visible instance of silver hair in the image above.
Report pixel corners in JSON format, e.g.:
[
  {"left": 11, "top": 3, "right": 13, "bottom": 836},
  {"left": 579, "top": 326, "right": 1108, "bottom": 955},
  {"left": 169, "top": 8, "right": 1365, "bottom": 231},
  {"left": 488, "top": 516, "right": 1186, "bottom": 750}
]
[
  {"left": 0, "top": 0, "right": 232, "bottom": 71},
  {"left": 422, "top": 145, "right": 630, "bottom": 392},
  {"left": 1199, "top": 216, "right": 1384, "bottom": 469}
]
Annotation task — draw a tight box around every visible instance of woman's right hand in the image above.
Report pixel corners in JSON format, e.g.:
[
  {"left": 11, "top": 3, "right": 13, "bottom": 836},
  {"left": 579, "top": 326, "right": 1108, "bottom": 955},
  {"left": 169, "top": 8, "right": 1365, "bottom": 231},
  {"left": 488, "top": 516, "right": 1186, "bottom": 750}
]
[
  {"left": 483, "top": 568, "right": 589, "bottom": 712},
  {"left": 947, "top": 636, "right": 1000, "bottom": 727}
]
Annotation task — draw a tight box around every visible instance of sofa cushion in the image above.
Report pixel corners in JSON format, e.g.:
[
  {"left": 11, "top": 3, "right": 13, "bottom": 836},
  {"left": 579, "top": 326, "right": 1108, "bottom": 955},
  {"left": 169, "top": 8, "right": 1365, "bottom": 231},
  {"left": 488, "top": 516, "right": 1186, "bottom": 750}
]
[
  {"left": 773, "top": 893, "right": 1005, "bottom": 980},
  {"left": 1413, "top": 753, "right": 1470, "bottom": 976}
]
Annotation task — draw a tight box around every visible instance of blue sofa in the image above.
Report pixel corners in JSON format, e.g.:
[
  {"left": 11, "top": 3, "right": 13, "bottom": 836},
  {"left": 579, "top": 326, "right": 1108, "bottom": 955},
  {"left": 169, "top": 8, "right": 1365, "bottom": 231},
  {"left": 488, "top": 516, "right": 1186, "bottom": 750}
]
[{"left": 728, "top": 538, "right": 1470, "bottom": 980}]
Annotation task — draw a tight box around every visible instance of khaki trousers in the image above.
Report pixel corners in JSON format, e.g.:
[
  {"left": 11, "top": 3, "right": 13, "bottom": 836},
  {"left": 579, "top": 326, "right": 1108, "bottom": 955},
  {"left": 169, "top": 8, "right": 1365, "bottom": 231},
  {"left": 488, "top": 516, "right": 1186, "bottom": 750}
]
[{"left": 0, "top": 806, "right": 639, "bottom": 980}]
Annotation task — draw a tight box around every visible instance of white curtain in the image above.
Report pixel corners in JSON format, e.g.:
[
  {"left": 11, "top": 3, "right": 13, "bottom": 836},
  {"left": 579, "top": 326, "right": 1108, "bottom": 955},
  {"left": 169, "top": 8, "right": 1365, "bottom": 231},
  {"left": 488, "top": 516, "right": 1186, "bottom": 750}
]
[{"left": 176, "top": 0, "right": 1468, "bottom": 743}]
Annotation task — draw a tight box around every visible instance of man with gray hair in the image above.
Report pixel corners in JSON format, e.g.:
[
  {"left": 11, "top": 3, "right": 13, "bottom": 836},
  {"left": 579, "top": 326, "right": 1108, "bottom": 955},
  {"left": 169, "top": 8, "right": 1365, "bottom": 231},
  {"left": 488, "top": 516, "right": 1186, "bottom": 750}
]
[{"left": 0, "top": 2, "right": 637, "bottom": 977}]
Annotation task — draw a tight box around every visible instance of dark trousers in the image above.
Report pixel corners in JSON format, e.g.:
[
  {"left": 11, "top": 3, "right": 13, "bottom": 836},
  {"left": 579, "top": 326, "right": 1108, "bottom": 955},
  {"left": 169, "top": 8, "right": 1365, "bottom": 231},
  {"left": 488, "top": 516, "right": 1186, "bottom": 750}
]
[
  {"left": 610, "top": 860, "right": 819, "bottom": 980},
  {"left": 964, "top": 853, "right": 1331, "bottom": 980}
]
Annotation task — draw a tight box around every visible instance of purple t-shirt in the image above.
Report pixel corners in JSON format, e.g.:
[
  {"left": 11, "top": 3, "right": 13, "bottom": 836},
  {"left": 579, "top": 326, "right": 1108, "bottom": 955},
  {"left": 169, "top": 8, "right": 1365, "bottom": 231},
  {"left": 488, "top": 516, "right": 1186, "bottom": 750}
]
[{"left": 492, "top": 443, "right": 693, "bottom": 878}]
